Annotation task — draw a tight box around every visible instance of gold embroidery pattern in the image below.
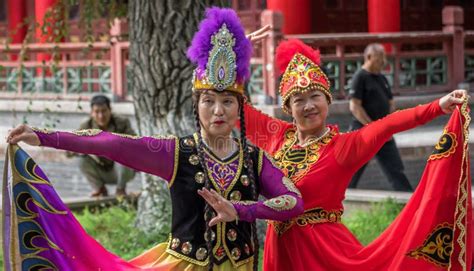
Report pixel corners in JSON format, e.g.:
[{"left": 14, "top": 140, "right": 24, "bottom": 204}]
[
  {"left": 428, "top": 130, "right": 457, "bottom": 161},
  {"left": 192, "top": 134, "right": 244, "bottom": 199},
  {"left": 270, "top": 207, "right": 343, "bottom": 236},
  {"left": 263, "top": 195, "right": 297, "bottom": 211},
  {"left": 31, "top": 127, "right": 54, "bottom": 134},
  {"left": 282, "top": 177, "right": 301, "bottom": 197},
  {"left": 450, "top": 98, "right": 471, "bottom": 270},
  {"left": 257, "top": 150, "right": 264, "bottom": 176},
  {"left": 407, "top": 223, "right": 453, "bottom": 268},
  {"left": 231, "top": 200, "right": 258, "bottom": 206},
  {"left": 273, "top": 128, "right": 335, "bottom": 183},
  {"left": 111, "top": 132, "right": 141, "bottom": 139},
  {"left": 168, "top": 137, "right": 180, "bottom": 187},
  {"left": 70, "top": 129, "right": 102, "bottom": 136}
]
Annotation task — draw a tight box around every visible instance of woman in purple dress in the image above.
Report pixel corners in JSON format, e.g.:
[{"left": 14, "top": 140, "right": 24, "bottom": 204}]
[{"left": 4, "top": 7, "right": 303, "bottom": 271}]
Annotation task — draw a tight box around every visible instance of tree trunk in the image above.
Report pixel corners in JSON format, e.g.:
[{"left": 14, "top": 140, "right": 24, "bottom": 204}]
[{"left": 128, "top": 0, "right": 229, "bottom": 233}]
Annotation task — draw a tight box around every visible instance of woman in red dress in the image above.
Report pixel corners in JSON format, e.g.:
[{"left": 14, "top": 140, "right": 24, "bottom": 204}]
[{"left": 243, "top": 39, "right": 471, "bottom": 270}]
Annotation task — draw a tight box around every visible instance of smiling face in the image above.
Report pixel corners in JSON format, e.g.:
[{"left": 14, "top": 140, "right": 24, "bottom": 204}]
[
  {"left": 286, "top": 89, "right": 329, "bottom": 134},
  {"left": 196, "top": 90, "right": 240, "bottom": 140}
]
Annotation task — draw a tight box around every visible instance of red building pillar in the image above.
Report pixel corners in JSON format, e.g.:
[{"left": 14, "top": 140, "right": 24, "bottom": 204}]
[
  {"left": 368, "top": 0, "right": 400, "bottom": 52},
  {"left": 8, "top": 0, "right": 27, "bottom": 60},
  {"left": 35, "top": 0, "right": 60, "bottom": 63},
  {"left": 368, "top": 0, "right": 400, "bottom": 33},
  {"left": 267, "top": 0, "right": 311, "bottom": 34},
  {"left": 8, "top": 0, "right": 27, "bottom": 43}
]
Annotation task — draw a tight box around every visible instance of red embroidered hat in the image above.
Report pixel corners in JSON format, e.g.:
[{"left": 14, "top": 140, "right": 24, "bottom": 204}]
[{"left": 276, "top": 39, "right": 331, "bottom": 113}]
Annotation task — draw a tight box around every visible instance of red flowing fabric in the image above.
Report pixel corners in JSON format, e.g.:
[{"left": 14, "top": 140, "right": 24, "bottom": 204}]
[{"left": 243, "top": 100, "right": 471, "bottom": 271}]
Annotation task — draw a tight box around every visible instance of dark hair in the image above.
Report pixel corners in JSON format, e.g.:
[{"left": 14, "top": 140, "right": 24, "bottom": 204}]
[
  {"left": 90, "top": 95, "right": 111, "bottom": 109},
  {"left": 192, "top": 90, "right": 259, "bottom": 271}
]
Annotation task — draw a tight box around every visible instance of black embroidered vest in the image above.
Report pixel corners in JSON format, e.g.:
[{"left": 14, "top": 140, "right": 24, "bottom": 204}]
[{"left": 167, "top": 135, "right": 262, "bottom": 267}]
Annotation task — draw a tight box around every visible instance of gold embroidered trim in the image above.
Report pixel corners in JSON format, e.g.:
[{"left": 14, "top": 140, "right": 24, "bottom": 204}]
[
  {"left": 168, "top": 137, "right": 180, "bottom": 187},
  {"left": 273, "top": 128, "right": 335, "bottom": 183},
  {"left": 257, "top": 149, "right": 264, "bottom": 177},
  {"left": 270, "top": 207, "right": 343, "bottom": 236},
  {"left": 31, "top": 127, "right": 54, "bottom": 134},
  {"left": 110, "top": 132, "right": 140, "bottom": 139},
  {"left": 449, "top": 98, "right": 471, "bottom": 270},
  {"left": 282, "top": 177, "right": 301, "bottom": 197},
  {"left": 70, "top": 129, "right": 102, "bottom": 136},
  {"left": 428, "top": 130, "right": 458, "bottom": 161},
  {"left": 407, "top": 222, "right": 453, "bottom": 268},
  {"left": 231, "top": 200, "right": 258, "bottom": 206},
  {"left": 263, "top": 195, "right": 297, "bottom": 211}
]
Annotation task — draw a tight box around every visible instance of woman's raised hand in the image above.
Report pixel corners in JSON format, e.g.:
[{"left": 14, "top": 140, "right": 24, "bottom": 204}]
[
  {"left": 6, "top": 124, "right": 41, "bottom": 146},
  {"left": 246, "top": 25, "right": 272, "bottom": 44},
  {"left": 198, "top": 188, "right": 238, "bottom": 227}
]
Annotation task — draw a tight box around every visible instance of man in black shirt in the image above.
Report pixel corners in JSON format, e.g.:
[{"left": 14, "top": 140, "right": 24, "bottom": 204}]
[{"left": 348, "top": 43, "right": 413, "bottom": 191}]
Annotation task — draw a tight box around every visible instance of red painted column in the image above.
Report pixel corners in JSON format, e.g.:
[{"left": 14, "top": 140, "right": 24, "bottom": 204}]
[
  {"left": 368, "top": 0, "right": 400, "bottom": 52},
  {"left": 8, "top": 0, "right": 27, "bottom": 43},
  {"left": 35, "top": 0, "right": 59, "bottom": 63},
  {"left": 267, "top": 0, "right": 311, "bottom": 34},
  {"left": 8, "top": 0, "right": 27, "bottom": 60},
  {"left": 368, "top": 0, "right": 400, "bottom": 33}
]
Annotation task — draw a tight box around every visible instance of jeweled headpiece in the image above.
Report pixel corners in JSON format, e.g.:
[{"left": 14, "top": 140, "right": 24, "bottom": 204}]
[
  {"left": 187, "top": 7, "right": 252, "bottom": 95},
  {"left": 276, "top": 39, "right": 332, "bottom": 113}
]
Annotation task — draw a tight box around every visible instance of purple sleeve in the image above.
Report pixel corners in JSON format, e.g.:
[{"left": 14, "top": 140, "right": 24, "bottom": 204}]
[
  {"left": 232, "top": 151, "right": 304, "bottom": 222},
  {"left": 33, "top": 128, "right": 178, "bottom": 183}
]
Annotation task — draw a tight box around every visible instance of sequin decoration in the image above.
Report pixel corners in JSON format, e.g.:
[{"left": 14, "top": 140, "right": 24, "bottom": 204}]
[
  {"left": 230, "top": 191, "right": 242, "bottom": 201},
  {"left": 189, "top": 154, "right": 200, "bottom": 165},
  {"left": 184, "top": 138, "right": 195, "bottom": 147},
  {"left": 244, "top": 244, "right": 251, "bottom": 255},
  {"left": 227, "top": 229, "right": 237, "bottom": 241},
  {"left": 240, "top": 175, "right": 250, "bottom": 186},
  {"left": 204, "top": 230, "right": 216, "bottom": 242},
  {"left": 231, "top": 248, "right": 241, "bottom": 260},
  {"left": 181, "top": 242, "right": 192, "bottom": 255},
  {"left": 195, "top": 172, "right": 205, "bottom": 184},
  {"left": 171, "top": 238, "right": 180, "bottom": 249},
  {"left": 196, "top": 247, "right": 208, "bottom": 261}
]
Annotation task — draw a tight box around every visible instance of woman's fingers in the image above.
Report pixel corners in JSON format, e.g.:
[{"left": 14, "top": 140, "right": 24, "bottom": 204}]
[
  {"left": 252, "top": 24, "right": 272, "bottom": 36},
  {"left": 247, "top": 25, "right": 272, "bottom": 43}
]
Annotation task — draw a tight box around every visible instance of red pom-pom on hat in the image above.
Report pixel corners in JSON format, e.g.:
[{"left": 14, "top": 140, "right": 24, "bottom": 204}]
[{"left": 276, "top": 39, "right": 321, "bottom": 75}]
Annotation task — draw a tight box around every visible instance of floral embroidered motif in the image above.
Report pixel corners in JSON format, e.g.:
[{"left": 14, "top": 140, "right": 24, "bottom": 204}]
[
  {"left": 70, "top": 129, "right": 102, "bottom": 136},
  {"left": 407, "top": 223, "right": 453, "bottom": 268},
  {"left": 428, "top": 130, "right": 457, "bottom": 161},
  {"left": 282, "top": 177, "right": 301, "bottom": 197},
  {"left": 263, "top": 195, "right": 297, "bottom": 211},
  {"left": 273, "top": 128, "right": 335, "bottom": 183}
]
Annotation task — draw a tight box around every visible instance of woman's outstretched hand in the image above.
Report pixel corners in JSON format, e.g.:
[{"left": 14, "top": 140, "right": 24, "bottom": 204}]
[
  {"left": 198, "top": 188, "right": 238, "bottom": 227},
  {"left": 246, "top": 25, "right": 272, "bottom": 44},
  {"left": 6, "top": 124, "right": 41, "bottom": 146},
  {"left": 439, "top": 89, "right": 470, "bottom": 114}
]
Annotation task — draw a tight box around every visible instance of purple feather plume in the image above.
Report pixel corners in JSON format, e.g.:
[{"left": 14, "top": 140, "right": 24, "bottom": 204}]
[{"left": 187, "top": 7, "right": 252, "bottom": 83}]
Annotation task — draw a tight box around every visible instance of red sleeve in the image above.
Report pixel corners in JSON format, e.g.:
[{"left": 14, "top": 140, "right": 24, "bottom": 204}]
[
  {"left": 335, "top": 99, "right": 444, "bottom": 170},
  {"left": 242, "top": 103, "right": 292, "bottom": 154}
]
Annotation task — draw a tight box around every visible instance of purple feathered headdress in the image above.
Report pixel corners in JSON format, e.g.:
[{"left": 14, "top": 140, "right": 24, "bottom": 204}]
[{"left": 187, "top": 7, "right": 252, "bottom": 93}]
